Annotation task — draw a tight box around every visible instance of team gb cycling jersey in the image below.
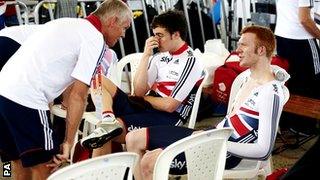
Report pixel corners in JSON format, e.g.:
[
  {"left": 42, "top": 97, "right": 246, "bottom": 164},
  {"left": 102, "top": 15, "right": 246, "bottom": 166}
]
[
  {"left": 217, "top": 78, "right": 285, "bottom": 160},
  {"left": 147, "top": 43, "right": 204, "bottom": 122}
]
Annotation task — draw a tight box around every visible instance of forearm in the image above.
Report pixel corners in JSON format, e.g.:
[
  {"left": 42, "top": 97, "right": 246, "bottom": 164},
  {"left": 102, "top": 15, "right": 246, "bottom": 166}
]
[
  {"left": 64, "top": 87, "right": 88, "bottom": 144},
  {"left": 301, "top": 19, "right": 320, "bottom": 39},
  {"left": 144, "top": 96, "right": 180, "bottom": 112},
  {"left": 299, "top": 8, "right": 320, "bottom": 39},
  {"left": 134, "top": 36, "right": 159, "bottom": 96},
  {"left": 227, "top": 141, "right": 270, "bottom": 160},
  {"left": 133, "top": 53, "right": 151, "bottom": 96},
  {"left": 228, "top": 90, "right": 283, "bottom": 160}
]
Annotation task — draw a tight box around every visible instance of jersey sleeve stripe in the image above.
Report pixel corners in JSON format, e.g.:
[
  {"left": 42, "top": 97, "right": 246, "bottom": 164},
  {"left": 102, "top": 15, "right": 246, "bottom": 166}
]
[
  {"left": 171, "top": 56, "right": 195, "bottom": 98},
  {"left": 262, "top": 94, "right": 280, "bottom": 160},
  {"left": 90, "top": 45, "right": 106, "bottom": 86}
]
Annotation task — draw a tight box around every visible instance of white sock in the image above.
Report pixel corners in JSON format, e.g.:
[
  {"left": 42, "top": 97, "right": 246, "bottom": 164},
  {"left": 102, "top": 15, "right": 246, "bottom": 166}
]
[{"left": 101, "top": 111, "right": 116, "bottom": 123}]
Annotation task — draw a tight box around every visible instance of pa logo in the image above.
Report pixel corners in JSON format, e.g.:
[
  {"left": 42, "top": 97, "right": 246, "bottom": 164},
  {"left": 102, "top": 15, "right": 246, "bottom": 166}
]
[{"left": 2, "top": 162, "right": 11, "bottom": 177}]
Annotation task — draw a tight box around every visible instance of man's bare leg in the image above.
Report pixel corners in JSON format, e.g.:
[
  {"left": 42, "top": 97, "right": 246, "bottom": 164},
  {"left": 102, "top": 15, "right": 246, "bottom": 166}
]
[
  {"left": 92, "top": 141, "right": 112, "bottom": 157},
  {"left": 12, "top": 160, "right": 32, "bottom": 180},
  {"left": 101, "top": 77, "right": 118, "bottom": 101},
  {"left": 81, "top": 77, "right": 123, "bottom": 149},
  {"left": 30, "top": 161, "right": 52, "bottom": 180},
  {"left": 140, "top": 149, "right": 163, "bottom": 180},
  {"left": 126, "top": 129, "right": 148, "bottom": 180}
]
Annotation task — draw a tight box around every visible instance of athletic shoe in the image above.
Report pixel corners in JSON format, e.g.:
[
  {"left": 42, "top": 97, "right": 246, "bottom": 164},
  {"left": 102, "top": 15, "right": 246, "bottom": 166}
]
[
  {"left": 289, "top": 128, "right": 313, "bottom": 137},
  {"left": 266, "top": 168, "right": 288, "bottom": 180},
  {"left": 81, "top": 121, "right": 123, "bottom": 149}
]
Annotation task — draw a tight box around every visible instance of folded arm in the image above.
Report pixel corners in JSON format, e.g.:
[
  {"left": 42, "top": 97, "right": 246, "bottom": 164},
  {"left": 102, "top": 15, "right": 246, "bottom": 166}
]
[
  {"left": 227, "top": 85, "right": 283, "bottom": 160},
  {"left": 144, "top": 96, "right": 181, "bottom": 113},
  {"left": 299, "top": 7, "right": 320, "bottom": 39}
]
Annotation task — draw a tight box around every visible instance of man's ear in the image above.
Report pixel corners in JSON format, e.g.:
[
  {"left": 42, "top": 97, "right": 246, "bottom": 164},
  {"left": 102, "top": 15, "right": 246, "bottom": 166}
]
[
  {"left": 172, "top": 31, "right": 180, "bottom": 39},
  {"left": 258, "top": 46, "right": 266, "bottom": 56},
  {"left": 106, "top": 16, "right": 118, "bottom": 27}
]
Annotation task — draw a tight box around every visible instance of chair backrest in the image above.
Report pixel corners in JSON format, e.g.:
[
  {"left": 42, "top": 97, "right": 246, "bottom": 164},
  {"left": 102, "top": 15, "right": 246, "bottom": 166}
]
[
  {"left": 5, "top": 0, "right": 31, "bottom": 25},
  {"left": 186, "top": 69, "right": 209, "bottom": 128},
  {"left": 78, "top": 0, "right": 103, "bottom": 18},
  {"left": 153, "top": 128, "right": 233, "bottom": 180},
  {"left": 112, "top": 52, "right": 143, "bottom": 95},
  {"left": 34, "top": 0, "right": 56, "bottom": 24},
  {"left": 47, "top": 152, "right": 139, "bottom": 180}
]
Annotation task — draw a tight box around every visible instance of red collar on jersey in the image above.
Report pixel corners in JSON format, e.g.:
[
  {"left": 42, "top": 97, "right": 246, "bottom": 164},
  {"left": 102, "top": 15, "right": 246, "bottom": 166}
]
[
  {"left": 86, "top": 14, "right": 102, "bottom": 32},
  {"left": 170, "top": 43, "right": 188, "bottom": 55}
]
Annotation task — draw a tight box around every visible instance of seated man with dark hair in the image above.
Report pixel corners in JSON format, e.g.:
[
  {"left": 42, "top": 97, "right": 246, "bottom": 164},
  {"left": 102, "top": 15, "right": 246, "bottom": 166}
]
[{"left": 80, "top": 10, "right": 204, "bottom": 158}]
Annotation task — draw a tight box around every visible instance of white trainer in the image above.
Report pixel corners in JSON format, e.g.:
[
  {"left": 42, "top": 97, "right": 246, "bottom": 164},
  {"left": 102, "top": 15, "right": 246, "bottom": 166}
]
[{"left": 81, "top": 121, "right": 123, "bottom": 149}]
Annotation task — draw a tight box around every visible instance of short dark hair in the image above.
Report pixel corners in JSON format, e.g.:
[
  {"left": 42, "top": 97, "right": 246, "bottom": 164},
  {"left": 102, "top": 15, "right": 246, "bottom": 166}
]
[
  {"left": 240, "top": 25, "right": 275, "bottom": 58},
  {"left": 150, "top": 10, "right": 187, "bottom": 41}
]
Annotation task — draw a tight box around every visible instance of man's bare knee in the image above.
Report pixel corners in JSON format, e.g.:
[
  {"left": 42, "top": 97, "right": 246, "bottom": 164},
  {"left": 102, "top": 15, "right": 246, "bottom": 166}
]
[
  {"left": 140, "top": 149, "right": 162, "bottom": 177},
  {"left": 102, "top": 77, "right": 118, "bottom": 96},
  {"left": 125, "top": 129, "right": 146, "bottom": 152}
]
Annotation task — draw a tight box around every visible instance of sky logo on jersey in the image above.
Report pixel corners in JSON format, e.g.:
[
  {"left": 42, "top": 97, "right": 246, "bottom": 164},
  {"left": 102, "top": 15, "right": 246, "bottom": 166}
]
[
  {"left": 160, "top": 56, "right": 173, "bottom": 64},
  {"left": 170, "top": 159, "right": 186, "bottom": 170},
  {"left": 127, "top": 125, "right": 142, "bottom": 132}
]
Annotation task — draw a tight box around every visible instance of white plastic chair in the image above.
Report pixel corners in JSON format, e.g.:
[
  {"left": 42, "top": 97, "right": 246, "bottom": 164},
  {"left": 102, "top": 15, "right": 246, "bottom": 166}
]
[
  {"left": 193, "top": 49, "right": 226, "bottom": 88},
  {"left": 5, "top": 0, "right": 32, "bottom": 25},
  {"left": 112, "top": 52, "right": 143, "bottom": 95},
  {"left": 78, "top": 0, "right": 103, "bottom": 18},
  {"left": 223, "top": 67, "right": 290, "bottom": 179},
  {"left": 186, "top": 69, "right": 209, "bottom": 128},
  {"left": 34, "top": 0, "right": 57, "bottom": 24},
  {"left": 50, "top": 104, "right": 93, "bottom": 163},
  {"left": 153, "top": 128, "right": 233, "bottom": 180},
  {"left": 0, "top": 3, "right": 6, "bottom": 16},
  {"left": 47, "top": 152, "right": 139, "bottom": 180}
]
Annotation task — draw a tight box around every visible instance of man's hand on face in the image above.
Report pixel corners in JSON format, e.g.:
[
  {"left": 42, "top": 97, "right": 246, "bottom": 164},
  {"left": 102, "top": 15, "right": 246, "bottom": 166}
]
[{"left": 144, "top": 36, "right": 159, "bottom": 56}]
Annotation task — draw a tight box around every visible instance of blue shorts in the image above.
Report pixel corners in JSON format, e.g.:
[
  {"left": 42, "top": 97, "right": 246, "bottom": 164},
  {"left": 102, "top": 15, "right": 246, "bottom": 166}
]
[
  {"left": 0, "top": 96, "right": 59, "bottom": 167},
  {"left": 0, "top": 15, "right": 4, "bottom": 30},
  {"left": 112, "top": 88, "right": 183, "bottom": 132},
  {"left": 0, "top": 36, "right": 20, "bottom": 69},
  {"left": 146, "top": 126, "right": 242, "bottom": 174}
]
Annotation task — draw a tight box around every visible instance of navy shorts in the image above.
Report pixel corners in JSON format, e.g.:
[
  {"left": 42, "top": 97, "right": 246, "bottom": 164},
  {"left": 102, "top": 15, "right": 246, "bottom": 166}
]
[
  {"left": 0, "top": 36, "right": 20, "bottom": 69},
  {"left": 112, "top": 88, "right": 183, "bottom": 132},
  {"left": 0, "top": 96, "right": 59, "bottom": 167},
  {"left": 147, "top": 126, "right": 242, "bottom": 174}
]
